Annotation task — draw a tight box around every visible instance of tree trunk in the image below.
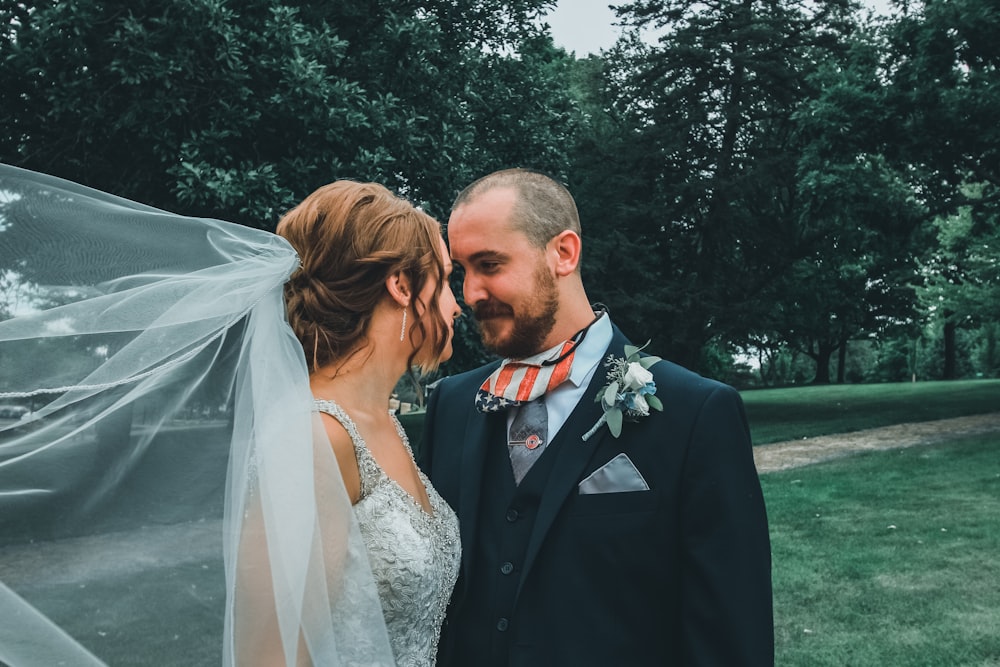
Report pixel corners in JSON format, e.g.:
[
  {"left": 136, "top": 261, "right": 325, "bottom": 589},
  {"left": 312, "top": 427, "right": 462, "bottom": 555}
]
[
  {"left": 943, "top": 318, "right": 957, "bottom": 379},
  {"left": 812, "top": 342, "right": 835, "bottom": 384},
  {"left": 837, "top": 339, "right": 848, "bottom": 384}
]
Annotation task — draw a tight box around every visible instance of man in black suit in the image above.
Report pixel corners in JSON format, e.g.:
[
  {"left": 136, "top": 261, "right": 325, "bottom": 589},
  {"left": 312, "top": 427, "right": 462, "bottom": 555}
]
[{"left": 419, "top": 168, "right": 773, "bottom": 666}]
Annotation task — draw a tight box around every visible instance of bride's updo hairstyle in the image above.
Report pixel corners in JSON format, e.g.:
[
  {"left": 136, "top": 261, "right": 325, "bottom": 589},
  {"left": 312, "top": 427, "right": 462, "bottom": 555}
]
[{"left": 277, "top": 180, "right": 449, "bottom": 374}]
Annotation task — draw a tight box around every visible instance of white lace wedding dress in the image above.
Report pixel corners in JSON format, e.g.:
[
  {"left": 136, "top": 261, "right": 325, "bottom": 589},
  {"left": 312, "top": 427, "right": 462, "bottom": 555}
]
[{"left": 314, "top": 399, "right": 460, "bottom": 667}]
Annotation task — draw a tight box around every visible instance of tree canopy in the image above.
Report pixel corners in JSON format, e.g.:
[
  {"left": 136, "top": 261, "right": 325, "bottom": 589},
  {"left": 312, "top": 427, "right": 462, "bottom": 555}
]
[
  {"left": 2, "top": 0, "right": 997, "bottom": 383},
  {"left": 0, "top": 0, "right": 572, "bottom": 226}
]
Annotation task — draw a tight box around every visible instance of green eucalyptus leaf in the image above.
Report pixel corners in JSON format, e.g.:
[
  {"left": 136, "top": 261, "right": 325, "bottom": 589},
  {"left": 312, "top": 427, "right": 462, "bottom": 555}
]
[
  {"left": 607, "top": 408, "right": 623, "bottom": 437},
  {"left": 623, "top": 344, "right": 639, "bottom": 360},
  {"left": 646, "top": 394, "right": 663, "bottom": 411},
  {"left": 603, "top": 381, "right": 620, "bottom": 406},
  {"left": 639, "top": 355, "right": 662, "bottom": 369}
]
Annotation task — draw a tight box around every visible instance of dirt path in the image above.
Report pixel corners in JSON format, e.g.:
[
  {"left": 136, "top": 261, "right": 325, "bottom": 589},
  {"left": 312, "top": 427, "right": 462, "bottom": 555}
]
[{"left": 753, "top": 411, "right": 1000, "bottom": 473}]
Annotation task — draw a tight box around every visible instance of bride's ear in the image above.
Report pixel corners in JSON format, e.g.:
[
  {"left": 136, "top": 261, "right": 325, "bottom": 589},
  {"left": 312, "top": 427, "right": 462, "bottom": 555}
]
[{"left": 385, "top": 272, "right": 411, "bottom": 308}]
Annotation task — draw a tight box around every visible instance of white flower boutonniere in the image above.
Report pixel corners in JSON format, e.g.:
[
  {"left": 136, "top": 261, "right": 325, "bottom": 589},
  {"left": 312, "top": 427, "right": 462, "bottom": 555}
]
[{"left": 582, "top": 341, "right": 663, "bottom": 441}]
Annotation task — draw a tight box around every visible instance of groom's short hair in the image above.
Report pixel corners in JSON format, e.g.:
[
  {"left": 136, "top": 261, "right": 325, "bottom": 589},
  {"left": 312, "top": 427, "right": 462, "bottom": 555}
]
[{"left": 451, "top": 168, "right": 581, "bottom": 249}]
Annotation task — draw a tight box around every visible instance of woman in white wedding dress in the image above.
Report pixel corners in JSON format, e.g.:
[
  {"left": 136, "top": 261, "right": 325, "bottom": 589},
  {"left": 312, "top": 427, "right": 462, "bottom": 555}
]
[
  {"left": 0, "top": 166, "right": 459, "bottom": 667},
  {"left": 275, "top": 181, "right": 462, "bottom": 666}
]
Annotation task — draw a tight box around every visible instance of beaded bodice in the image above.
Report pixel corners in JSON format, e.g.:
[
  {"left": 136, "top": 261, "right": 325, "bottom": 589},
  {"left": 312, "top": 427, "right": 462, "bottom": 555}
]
[{"left": 314, "top": 399, "right": 460, "bottom": 667}]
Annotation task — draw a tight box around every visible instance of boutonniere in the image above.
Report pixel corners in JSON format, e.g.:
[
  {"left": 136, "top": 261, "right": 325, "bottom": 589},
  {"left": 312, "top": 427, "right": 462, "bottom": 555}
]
[{"left": 582, "top": 342, "right": 663, "bottom": 441}]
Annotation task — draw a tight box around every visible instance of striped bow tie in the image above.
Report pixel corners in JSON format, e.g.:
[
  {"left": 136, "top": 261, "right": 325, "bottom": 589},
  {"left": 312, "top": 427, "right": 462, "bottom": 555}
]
[{"left": 475, "top": 339, "right": 578, "bottom": 413}]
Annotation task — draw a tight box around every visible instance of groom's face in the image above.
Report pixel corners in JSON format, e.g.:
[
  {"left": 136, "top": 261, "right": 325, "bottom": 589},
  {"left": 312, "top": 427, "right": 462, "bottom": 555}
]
[{"left": 448, "top": 188, "right": 560, "bottom": 359}]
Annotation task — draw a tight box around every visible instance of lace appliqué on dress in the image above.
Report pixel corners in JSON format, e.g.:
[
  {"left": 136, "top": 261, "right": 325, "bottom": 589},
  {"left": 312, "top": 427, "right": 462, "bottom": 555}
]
[{"left": 314, "top": 399, "right": 460, "bottom": 667}]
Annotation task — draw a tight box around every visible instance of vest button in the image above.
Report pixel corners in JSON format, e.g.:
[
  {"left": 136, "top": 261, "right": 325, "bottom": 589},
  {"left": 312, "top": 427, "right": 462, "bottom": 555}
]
[
  {"left": 496, "top": 617, "right": 509, "bottom": 632},
  {"left": 500, "top": 561, "right": 514, "bottom": 575},
  {"left": 505, "top": 508, "right": 519, "bottom": 522}
]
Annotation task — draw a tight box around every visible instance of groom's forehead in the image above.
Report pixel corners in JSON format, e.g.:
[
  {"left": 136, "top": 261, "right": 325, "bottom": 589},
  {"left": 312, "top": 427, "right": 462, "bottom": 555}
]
[
  {"left": 448, "top": 188, "right": 517, "bottom": 231},
  {"left": 448, "top": 224, "right": 529, "bottom": 257}
]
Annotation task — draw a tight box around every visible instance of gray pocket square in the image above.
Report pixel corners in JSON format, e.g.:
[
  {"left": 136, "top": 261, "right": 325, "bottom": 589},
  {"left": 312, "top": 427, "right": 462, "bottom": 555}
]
[{"left": 578, "top": 453, "right": 650, "bottom": 494}]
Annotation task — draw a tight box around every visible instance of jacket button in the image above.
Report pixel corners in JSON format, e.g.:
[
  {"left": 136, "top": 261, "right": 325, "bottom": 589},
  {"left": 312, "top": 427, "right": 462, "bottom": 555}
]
[
  {"left": 500, "top": 561, "right": 514, "bottom": 575},
  {"left": 496, "top": 618, "right": 509, "bottom": 632},
  {"left": 505, "top": 508, "right": 519, "bottom": 522}
]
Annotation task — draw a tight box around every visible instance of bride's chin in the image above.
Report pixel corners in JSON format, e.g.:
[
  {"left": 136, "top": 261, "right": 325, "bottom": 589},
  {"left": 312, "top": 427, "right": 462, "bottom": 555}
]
[
  {"left": 437, "top": 327, "right": 456, "bottom": 363},
  {"left": 413, "top": 337, "right": 453, "bottom": 370},
  {"left": 437, "top": 341, "right": 454, "bottom": 364}
]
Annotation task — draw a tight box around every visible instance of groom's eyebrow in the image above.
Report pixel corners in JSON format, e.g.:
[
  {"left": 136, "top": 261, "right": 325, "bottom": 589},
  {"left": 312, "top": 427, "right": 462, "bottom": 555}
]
[{"left": 466, "top": 250, "right": 507, "bottom": 264}]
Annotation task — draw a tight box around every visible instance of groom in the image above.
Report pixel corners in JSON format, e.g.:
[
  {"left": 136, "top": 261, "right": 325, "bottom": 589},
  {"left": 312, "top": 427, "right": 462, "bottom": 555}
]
[{"left": 419, "top": 169, "right": 773, "bottom": 666}]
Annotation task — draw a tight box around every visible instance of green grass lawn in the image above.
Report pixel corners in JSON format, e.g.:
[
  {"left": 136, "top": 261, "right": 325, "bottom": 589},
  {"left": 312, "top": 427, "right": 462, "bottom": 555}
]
[
  {"left": 742, "top": 379, "right": 1000, "bottom": 445},
  {"left": 763, "top": 435, "right": 1000, "bottom": 666}
]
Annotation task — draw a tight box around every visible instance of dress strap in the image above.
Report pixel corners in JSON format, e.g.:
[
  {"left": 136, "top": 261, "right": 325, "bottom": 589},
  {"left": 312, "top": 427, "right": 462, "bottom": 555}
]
[
  {"left": 314, "top": 398, "right": 378, "bottom": 498},
  {"left": 313, "top": 397, "right": 355, "bottom": 439}
]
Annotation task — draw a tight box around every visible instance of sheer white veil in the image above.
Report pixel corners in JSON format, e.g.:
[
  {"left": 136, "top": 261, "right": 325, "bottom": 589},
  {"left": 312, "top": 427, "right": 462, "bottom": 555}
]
[{"left": 0, "top": 164, "right": 394, "bottom": 666}]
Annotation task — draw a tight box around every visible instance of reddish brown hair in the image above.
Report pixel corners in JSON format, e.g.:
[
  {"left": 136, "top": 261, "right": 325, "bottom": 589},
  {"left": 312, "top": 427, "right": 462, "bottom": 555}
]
[{"left": 277, "top": 181, "right": 447, "bottom": 373}]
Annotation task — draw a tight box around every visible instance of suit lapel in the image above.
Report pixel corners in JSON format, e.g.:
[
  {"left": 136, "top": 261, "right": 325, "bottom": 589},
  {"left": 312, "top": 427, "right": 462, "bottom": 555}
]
[
  {"left": 457, "top": 372, "right": 502, "bottom": 582},
  {"left": 515, "top": 328, "right": 631, "bottom": 601}
]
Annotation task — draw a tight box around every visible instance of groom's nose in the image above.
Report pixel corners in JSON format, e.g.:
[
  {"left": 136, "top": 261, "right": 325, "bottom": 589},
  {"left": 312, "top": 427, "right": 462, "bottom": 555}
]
[{"left": 462, "top": 272, "right": 487, "bottom": 307}]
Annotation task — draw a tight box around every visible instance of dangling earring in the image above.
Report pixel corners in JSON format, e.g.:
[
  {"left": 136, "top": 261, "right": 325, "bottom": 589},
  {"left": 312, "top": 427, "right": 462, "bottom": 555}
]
[{"left": 400, "top": 307, "right": 407, "bottom": 342}]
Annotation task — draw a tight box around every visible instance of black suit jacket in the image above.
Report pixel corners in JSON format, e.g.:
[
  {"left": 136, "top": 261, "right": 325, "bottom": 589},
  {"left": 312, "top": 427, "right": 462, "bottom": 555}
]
[{"left": 419, "top": 325, "right": 773, "bottom": 666}]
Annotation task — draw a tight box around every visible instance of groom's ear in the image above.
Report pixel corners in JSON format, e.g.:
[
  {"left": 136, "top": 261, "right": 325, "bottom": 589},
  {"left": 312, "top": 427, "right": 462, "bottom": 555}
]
[
  {"left": 386, "top": 272, "right": 412, "bottom": 307},
  {"left": 549, "top": 230, "right": 581, "bottom": 277}
]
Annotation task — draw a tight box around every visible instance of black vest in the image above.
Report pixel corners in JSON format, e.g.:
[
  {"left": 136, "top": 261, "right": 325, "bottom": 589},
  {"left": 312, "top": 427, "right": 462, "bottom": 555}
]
[{"left": 451, "top": 413, "right": 565, "bottom": 667}]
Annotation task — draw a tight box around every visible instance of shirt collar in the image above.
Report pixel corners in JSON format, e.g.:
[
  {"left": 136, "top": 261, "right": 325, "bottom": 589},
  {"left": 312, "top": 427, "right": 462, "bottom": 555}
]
[{"left": 568, "top": 311, "right": 612, "bottom": 388}]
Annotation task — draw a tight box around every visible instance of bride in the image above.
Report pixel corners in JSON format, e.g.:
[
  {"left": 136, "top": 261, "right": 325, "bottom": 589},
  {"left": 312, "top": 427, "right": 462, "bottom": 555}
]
[{"left": 0, "top": 166, "right": 460, "bottom": 666}]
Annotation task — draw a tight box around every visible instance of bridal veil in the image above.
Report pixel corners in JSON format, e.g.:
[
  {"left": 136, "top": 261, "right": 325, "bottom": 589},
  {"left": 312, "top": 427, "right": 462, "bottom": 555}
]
[{"left": 0, "top": 164, "right": 394, "bottom": 666}]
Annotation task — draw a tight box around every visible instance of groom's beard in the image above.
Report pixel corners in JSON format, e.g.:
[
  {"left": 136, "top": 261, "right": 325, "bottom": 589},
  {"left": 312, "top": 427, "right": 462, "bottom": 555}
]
[{"left": 473, "top": 266, "right": 558, "bottom": 359}]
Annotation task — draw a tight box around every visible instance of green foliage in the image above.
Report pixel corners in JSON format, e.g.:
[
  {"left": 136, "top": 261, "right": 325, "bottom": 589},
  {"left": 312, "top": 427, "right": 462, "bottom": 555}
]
[
  {"left": 570, "top": 0, "right": 997, "bottom": 380},
  {"left": 854, "top": 324, "right": 992, "bottom": 385},
  {"left": 3, "top": 0, "right": 998, "bottom": 381},
  {"left": 0, "top": 0, "right": 573, "bottom": 229},
  {"left": 883, "top": 0, "right": 1000, "bottom": 216},
  {"left": 572, "top": 0, "right": 881, "bottom": 371},
  {"left": 699, "top": 338, "right": 756, "bottom": 386},
  {"left": 739, "top": 337, "right": 817, "bottom": 388},
  {"left": 764, "top": 436, "right": 1000, "bottom": 665},
  {"left": 918, "top": 187, "right": 1000, "bottom": 333},
  {"left": 750, "top": 21, "right": 928, "bottom": 383},
  {"left": 875, "top": 1, "right": 1000, "bottom": 380},
  {"left": 0, "top": 0, "right": 583, "bottom": 371},
  {"left": 860, "top": 333, "right": 919, "bottom": 383},
  {"left": 973, "top": 322, "right": 1000, "bottom": 378}
]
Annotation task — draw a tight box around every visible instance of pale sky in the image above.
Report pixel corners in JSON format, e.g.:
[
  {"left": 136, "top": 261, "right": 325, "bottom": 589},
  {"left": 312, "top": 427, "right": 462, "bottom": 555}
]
[{"left": 545, "top": 0, "right": 895, "bottom": 56}]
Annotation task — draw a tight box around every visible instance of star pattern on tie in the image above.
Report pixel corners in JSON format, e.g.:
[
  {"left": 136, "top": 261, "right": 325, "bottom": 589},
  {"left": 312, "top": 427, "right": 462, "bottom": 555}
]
[{"left": 475, "top": 390, "right": 515, "bottom": 413}]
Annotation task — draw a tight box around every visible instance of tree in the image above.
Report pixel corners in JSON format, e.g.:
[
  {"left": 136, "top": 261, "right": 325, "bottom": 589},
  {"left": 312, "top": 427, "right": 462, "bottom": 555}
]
[
  {"left": 883, "top": 0, "right": 1000, "bottom": 218},
  {"left": 570, "top": 0, "right": 864, "bottom": 372},
  {"left": 917, "top": 186, "right": 1000, "bottom": 378},
  {"left": 1, "top": 0, "right": 588, "bottom": 374},
  {"left": 882, "top": 0, "right": 1000, "bottom": 374},
  {"left": 755, "top": 24, "right": 926, "bottom": 383},
  {"left": 0, "top": 0, "right": 572, "bottom": 229}
]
